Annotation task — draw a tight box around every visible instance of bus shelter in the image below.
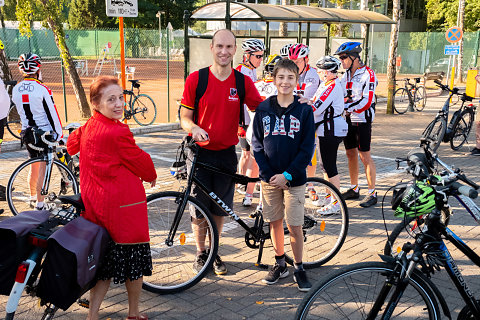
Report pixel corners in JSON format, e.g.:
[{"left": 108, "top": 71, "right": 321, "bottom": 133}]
[{"left": 183, "top": 1, "right": 395, "bottom": 78}]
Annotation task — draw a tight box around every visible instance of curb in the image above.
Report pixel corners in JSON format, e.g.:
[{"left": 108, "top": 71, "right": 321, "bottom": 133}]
[{"left": 1, "top": 122, "right": 181, "bottom": 153}]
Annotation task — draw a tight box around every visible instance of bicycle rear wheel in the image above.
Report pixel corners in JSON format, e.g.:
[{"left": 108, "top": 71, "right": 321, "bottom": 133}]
[
  {"left": 421, "top": 117, "right": 446, "bottom": 152},
  {"left": 450, "top": 108, "right": 475, "bottom": 150},
  {"left": 6, "top": 105, "right": 22, "bottom": 140},
  {"left": 6, "top": 158, "right": 79, "bottom": 216},
  {"left": 393, "top": 88, "right": 410, "bottom": 114},
  {"left": 414, "top": 85, "right": 427, "bottom": 111},
  {"left": 284, "top": 177, "right": 348, "bottom": 269},
  {"left": 143, "top": 191, "right": 218, "bottom": 294},
  {"left": 132, "top": 94, "right": 157, "bottom": 126},
  {"left": 295, "top": 261, "right": 440, "bottom": 320}
]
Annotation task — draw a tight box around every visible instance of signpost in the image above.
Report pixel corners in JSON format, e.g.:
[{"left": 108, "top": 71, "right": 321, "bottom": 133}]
[
  {"left": 444, "top": 26, "right": 463, "bottom": 89},
  {"left": 444, "top": 45, "right": 460, "bottom": 55}
]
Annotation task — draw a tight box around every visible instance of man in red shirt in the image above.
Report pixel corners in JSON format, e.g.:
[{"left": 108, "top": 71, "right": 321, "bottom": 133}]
[{"left": 180, "top": 29, "right": 263, "bottom": 275}]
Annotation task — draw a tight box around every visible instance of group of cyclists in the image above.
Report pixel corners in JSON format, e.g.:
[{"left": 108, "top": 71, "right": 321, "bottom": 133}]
[{"left": 235, "top": 38, "right": 378, "bottom": 215}]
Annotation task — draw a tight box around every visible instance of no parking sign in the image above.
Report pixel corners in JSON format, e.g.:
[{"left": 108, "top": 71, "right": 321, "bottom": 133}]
[{"left": 445, "top": 26, "right": 463, "bottom": 43}]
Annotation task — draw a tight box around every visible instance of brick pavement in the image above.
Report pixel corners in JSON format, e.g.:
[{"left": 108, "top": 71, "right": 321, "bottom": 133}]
[{"left": 0, "top": 94, "right": 479, "bottom": 319}]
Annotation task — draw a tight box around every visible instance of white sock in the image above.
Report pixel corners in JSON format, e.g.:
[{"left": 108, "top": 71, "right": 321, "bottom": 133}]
[
  {"left": 36, "top": 201, "right": 44, "bottom": 208},
  {"left": 368, "top": 189, "right": 376, "bottom": 197}
]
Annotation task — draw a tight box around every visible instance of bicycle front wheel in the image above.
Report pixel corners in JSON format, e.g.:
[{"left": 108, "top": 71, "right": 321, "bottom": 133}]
[
  {"left": 421, "top": 117, "right": 446, "bottom": 152},
  {"left": 6, "top": 105, "right": 22, "bottom": 140},
  {"left": 6, "top": 158, "right": 79, "bottom": 216},
  {"left": 450, "top": 108, "right": 475, "bottom": 150},
  {"left": 393, "top": 88, "right": 410, "bottom": 114},
  {"left": 414, "top": 85, "right": 427, "bottom": 111},
  {"left": 295, "top": 261, "right": 440, "bottom": 320},
  {"left": 132, "top": 94, "right": 157, "bottom": 126},
  {"left": 143, "top": 191, "right": 219, "bottom": 294},
  {"left": 285, "top": 177, "right": 349, "bottom": 268}
]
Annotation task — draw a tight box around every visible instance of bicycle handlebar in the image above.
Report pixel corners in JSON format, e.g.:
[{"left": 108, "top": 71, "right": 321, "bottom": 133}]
[{"left": 433, "top": 80, "right": 474, "bottom": 102}]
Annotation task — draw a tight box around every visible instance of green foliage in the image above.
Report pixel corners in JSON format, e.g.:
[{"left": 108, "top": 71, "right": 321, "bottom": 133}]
[
  {"left": 68, "top": 0, "right": 116, "bottom": 28},
  {"left": 408, "top": 32, "right": 428, "bottom": 50},
  {"left": 425, "top": 0, "right": 480, "bottom": 31}
]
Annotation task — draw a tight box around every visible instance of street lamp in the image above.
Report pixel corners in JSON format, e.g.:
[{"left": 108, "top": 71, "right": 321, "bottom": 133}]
[{"left": 156, "top": 11, "right": 165, "bottom": 55}]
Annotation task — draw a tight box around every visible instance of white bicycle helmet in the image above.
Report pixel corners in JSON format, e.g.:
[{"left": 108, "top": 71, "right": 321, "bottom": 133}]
[
  {"left": 242, "top": 39, "right": 265, "bottom": 53},
  {"left": 288, "top": 44, "right": 310, "bottom": 59},
  {"left": 316, "top": 56, "right": 341, "bottom": 72},
  {"left": 280, "top": 43, "right": 294, "bottom": 58},
  {"left": 18, "top": 53, "right": 42, "bottom": 75}
]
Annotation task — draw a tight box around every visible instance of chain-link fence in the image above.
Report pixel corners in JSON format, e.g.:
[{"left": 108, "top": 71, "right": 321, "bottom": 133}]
[{"left": 1, "top": 27, "right": 185, "bottom": 124}]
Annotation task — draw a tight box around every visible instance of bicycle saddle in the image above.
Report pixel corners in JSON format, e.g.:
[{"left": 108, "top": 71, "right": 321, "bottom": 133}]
[{"left": 58, "top": 194, "right": 85, "bottom": 212}]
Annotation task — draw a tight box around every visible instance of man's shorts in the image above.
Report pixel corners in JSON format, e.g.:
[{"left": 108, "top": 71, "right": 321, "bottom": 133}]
[
  {"left": 261, "top": 182, "right": 305, "bottom": 227},
  {"left": 186, "top": 145, "right": 237, "bottom": 217},
  {"left": 343, "top": 120, "right": 372, "bottom": 152}
]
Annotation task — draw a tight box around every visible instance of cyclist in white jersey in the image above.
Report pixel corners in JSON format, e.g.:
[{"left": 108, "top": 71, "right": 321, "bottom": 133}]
[
  {"left": 311, "top": 56, "right": 348, "bottom": 215},
  {"left": 236, "top": 39, "right": 265, "bottom": 206},
  {"left": 12, "top": 53, "right": 63, "bottom": 210},
  {"left": 335, "top": 42, "right": 378, "bottom": 208}
]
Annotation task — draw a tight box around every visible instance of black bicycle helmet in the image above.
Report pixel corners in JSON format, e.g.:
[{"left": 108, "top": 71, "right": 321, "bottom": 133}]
[
  {"left": 18, "top": 53, "right": 42, "bottom": 75},
  {"left": 316, "top": 56, "right": 341, "bottom": 73}
]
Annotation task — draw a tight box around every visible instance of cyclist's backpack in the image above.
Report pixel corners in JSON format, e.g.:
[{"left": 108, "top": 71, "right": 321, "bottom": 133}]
[
  {"left": 0, "top": 210, "right": 50, "bottom": 295},
  {"left": 37, "top": 216, "right": 110, "bottom": 310},
  {"left": 179, "top": 67, "right": 246, "bottom": 126}
]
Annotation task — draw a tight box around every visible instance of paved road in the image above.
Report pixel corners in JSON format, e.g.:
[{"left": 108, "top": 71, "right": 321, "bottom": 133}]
[{"left": 1, "top": 94, "right": 479, "bottom": 319}]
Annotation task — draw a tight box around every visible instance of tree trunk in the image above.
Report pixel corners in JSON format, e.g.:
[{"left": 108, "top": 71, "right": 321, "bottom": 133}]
[
  {"left": 386, "top": 0, "right": 401, "bottom": 115},
  {"left": 279, "top": 0, "right": 290, "bottom": 37},
  {"left": 45, "top": 16, "right": 91, "bottom": 119},
  {"left": 456, "top": 0, "right": 465, "bottom": 82}
]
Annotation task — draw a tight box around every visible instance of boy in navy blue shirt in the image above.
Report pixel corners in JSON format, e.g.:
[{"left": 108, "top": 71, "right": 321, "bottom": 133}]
[{"left": 252, "top": 59, "right": 315, "bottom": 291}]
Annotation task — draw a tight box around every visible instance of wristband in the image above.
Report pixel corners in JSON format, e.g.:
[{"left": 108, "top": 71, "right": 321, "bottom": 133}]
[
  {"left": 283, "top": 171, "right": 292, "bottom": 182},
  {"left": 0, "top": 138, "right": 3, "bottom": 144}
]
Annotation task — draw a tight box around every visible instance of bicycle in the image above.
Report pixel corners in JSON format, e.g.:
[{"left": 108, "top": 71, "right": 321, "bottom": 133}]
[
  {"left": 2, "top": 195, "right": 83, "bottom": 319},
  {"left": 295, "top": 141, "right": 480, "bottom": 320},
  {"left": 142, "top": 136, "right": 349, "bottom": 294},
  {"left": 393, "top": 77, "right": 427, "bottom": 114},
  {"left": 422, "top": 80, "right": 476, "bottom": 151},
  {"left": 122, "top": 79, "right": 157, "bottom": 126},
  {"left": 6, "top": 129, "right": 80, "bottom": 216},
  {"left": 3, "top": 81, "right": 21, "bottom": 140}
]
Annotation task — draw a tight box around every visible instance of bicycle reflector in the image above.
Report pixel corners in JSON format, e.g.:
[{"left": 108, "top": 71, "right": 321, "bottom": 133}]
[
  {"left": 15, "top": 262, "right": 30, "bottom": 283},
  {"left": 28, "top": 235, "right": 48, "bottom": 248},
  {"left": 179, "top": 233, "right": 186, "bottom": 245}
]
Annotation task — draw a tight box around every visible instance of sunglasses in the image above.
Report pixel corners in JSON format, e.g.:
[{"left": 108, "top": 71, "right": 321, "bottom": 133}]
[
  {"left": 339, "top": 55, "right": 349, "bottom": 60},
  {"left": 250, "top": 54, "right": 264, "bottom": 59}
]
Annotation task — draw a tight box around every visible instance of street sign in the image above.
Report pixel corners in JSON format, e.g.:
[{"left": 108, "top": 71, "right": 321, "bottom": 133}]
[
  {"left": 444, "top": 45, "right": 460, "bottom": 55},
  {"left": 105, "top": 0, "right": 138, "bottom": 17},
  {"left": 445, "top": 26, "right": 463, "bottom": 43}
]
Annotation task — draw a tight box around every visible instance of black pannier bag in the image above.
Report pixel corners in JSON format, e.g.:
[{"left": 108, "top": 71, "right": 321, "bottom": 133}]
[
  {"left": 0, "top": 210, "right": 51, "bottom": 295},
  {"left": 37, "top": 216, "right": 110, "bottom": 310}
]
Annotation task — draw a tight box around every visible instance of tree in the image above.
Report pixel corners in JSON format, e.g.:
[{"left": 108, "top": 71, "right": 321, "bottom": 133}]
[
  {"left": 17, "top": 0, "right": 91, "bottom": 118},
  {"left": 456, "top": 0, "right": 465, "bottom": 82},
  {"left": 425, "top": 0, "right": 480, "bottom": 31},
  {"left": 68, "top": 0, "right": 116, "bottom": 28},
  {"left": 386, "top": 0, "right": 401, "bottom": 115},
  {"left": 279, "top": 0, "right": 290, "bottom": 37}
]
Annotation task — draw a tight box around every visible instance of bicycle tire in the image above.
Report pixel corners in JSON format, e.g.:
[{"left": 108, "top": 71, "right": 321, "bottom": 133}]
[
  {"left": 421, "top": 117, "right": 446, "bottom": 152},
  {"left": 6, "top": 158, "right": 79, "bottom": 216},
  {"left": 284, "top": 177, "right": 348, "bottom": 269},
  {"left": 142, "top": 191, "right": 219, "bottom": 294},
  {"left": 295, "top": 261, "right": 441, "bottom": 320},
  {"left": 132, "top": 94, "right": 157, "bottom": 126},
  {"left": 414, "top": 85, "right": 427, "bottom": 112},
  {"left": 450, "top": 108, "right": 475, "bottom": 150},
  {"left": 6, "top": 105, "right": 22, "bottom": 140},
  {"left": 393, "top": 88, "right": 410, "bottom": 114},
  {"left": 383, "top": 216, "right": 417, "bottom": 256}
]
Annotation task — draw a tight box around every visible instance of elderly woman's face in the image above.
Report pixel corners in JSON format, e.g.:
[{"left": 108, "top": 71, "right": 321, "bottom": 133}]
[{"left": 95, "top": 84, "right": 125, "bottom": 120}]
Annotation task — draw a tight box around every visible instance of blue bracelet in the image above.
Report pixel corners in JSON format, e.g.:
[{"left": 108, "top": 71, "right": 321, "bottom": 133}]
[{"left": 283, "top": 171, "right": 292, "bottom": 181}]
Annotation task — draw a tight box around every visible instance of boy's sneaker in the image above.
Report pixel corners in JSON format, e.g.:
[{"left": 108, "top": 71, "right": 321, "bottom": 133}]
[
  {"left": 312, "top": 193, "right": 331, "bottom": 207},
  {"left": 192, "top": 250, "right": 209, "bottom": 274},
  {"left": 359, "top": 193, "right": 377, "bottom": 208},
  {"left": 242, "top": 194, "right": 253, "bottom": 207},
  {"left": 342, "top": 188, "right": 360, "bottom": 200},
  {"left": 316, "top": 202, "right": 340, "bottom": 216},
  {"left": 213, "top": 255, "right": 227, "bottom": 275},
  {"left": 294, "top": 270, "right": 312, "bottom": 292},
  {"left": 470, "top": 148, "right": 480, "bottom": 156},
  {"left": 262, "top": 263, "right": 289, "bottom": 285}
]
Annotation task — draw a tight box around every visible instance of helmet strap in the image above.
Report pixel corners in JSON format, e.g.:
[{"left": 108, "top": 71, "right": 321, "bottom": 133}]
[{"left": 245, "top": 54, "right": 255, "bottom": 69}]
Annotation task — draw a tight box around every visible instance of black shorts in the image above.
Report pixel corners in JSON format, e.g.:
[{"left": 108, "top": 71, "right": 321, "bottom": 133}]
[
  {"left": 319, "top": 136, "right": 344, "bottom": 178},
  {"left": 0, "top": 117, "right": 6, "bottom": 141},
  {"left": 343, "top": 119, "right": 372, "bottom": 152},
  {"left": 239, "top": 136, "right": 250, "bottom": 151},
  {"left": 187, "top": 146, "right": 238, "bottom": 217}
]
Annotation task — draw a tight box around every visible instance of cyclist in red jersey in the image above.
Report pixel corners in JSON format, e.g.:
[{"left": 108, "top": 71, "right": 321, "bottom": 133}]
[{"left": 180, "top": 29, "right": 263, "bottom": 275}]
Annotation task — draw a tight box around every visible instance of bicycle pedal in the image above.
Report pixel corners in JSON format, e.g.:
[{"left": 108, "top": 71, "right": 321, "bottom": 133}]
[
  {"left": 254, "top": 263, "right": 269, "bottom": 270},
  {"left": 78, "top": 298, "right": 89, "bottom": 309}
]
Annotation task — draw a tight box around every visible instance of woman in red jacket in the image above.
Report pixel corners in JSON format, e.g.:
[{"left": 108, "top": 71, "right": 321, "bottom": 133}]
[{"left": 67, "top": 76, "right": 157, "bottom": 320}]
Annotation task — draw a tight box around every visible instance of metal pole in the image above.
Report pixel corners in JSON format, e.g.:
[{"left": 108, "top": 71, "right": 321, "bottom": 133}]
[
  {"left": 226, "top": 0, "right": 231, "bottom": 30},
  {"left": 473, "top": 30, "right": 480, "bottom": 68},
  {"left": 364, "top": 24, "right": 370, "bottom": 63},
  {"left": 325, "top": 24, "right": 331, "bottom": 55},
  {"left": 297, "top": 22, "right": 302, "bottom": 43},
  {"left": 306, "top": 22, "right": 311, "bottom": 46},
  {"left": 119, "top": 17, "right": 127, "bottom": 123},
  {"left": 61, "top": 60, "right": 68, "bottom": 123},
  {"left": 265, "top": 21, "right": 270, "bottom": 56},
  {"left": 183, "top": 10, "right": 190, "bottom": 81},
  {"left": 167, "top": 24, "right": 170, "bottom": 122}
]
